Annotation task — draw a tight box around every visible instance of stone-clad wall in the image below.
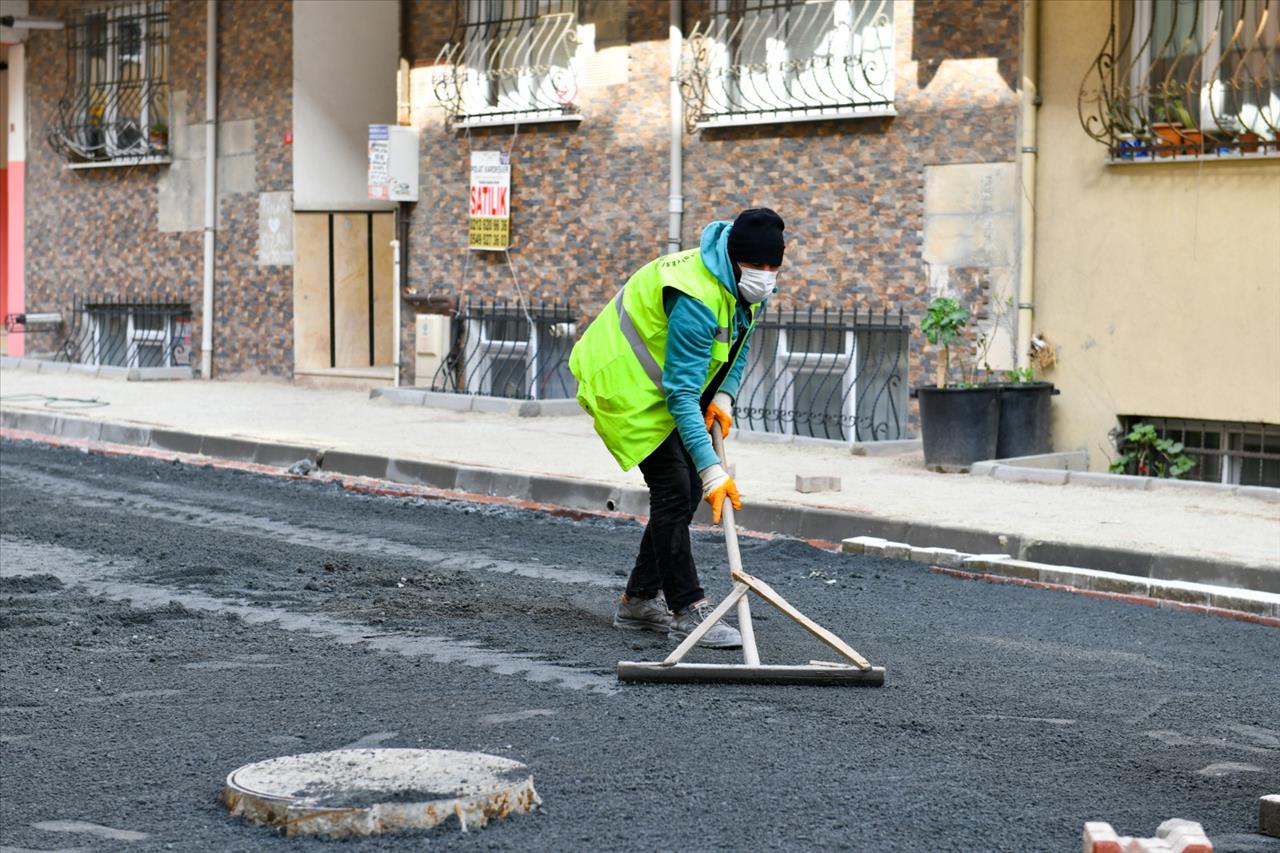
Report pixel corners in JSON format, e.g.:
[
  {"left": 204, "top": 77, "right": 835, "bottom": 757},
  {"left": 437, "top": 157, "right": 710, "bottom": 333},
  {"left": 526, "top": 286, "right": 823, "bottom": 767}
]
[
  {"left": 21, "top": 0, "right": 292, "bottom": 377},
  {"left": 401, "top": 0, "right": 1021, "bottom": 388}
]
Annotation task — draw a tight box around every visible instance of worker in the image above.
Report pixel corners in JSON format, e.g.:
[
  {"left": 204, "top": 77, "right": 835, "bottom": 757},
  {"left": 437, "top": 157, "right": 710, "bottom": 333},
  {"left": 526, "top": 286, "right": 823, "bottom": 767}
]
[{"left": 569, "top": 208, "right": 785, "bottom": 649}]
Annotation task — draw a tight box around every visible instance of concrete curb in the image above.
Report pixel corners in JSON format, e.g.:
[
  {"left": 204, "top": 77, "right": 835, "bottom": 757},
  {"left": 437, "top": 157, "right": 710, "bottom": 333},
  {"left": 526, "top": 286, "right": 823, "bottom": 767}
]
[
  {"left": 1, "top": 357, "right": 194, "bottom": 381},
  {"left": 370, "top": 387, "right": 584, "bottom": 418},
  {"left": 3, "top": 406, "right": 1276, "bottom": 596},
  {"left": 971, "top": 457, "right": 1280, "bottom": 502}
]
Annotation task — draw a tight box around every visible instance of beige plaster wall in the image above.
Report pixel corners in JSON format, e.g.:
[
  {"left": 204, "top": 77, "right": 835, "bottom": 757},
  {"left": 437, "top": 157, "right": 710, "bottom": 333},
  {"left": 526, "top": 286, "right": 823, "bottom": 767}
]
[{"left": 1034, "top": 0, "right": 1280, "bottom": 467}]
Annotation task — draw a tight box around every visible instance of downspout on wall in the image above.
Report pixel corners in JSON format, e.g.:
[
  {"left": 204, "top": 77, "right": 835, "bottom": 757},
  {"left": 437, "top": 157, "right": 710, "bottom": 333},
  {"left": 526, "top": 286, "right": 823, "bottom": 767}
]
[
  {"left": 201, "top": 0, "right": 217, "bottom": 379},
  {"left": 1016, "top": 0, "right": 1039, "bottom": 371},
  {"left": 667, "top": 0, "right": 682, "bottom": 254}
]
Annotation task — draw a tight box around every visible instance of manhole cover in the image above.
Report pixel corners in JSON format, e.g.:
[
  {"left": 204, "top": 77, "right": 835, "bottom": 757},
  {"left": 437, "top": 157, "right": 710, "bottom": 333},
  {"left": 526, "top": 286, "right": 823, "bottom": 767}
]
[{"left": 223, "top": 748, "right": 540, "bottom": 838}]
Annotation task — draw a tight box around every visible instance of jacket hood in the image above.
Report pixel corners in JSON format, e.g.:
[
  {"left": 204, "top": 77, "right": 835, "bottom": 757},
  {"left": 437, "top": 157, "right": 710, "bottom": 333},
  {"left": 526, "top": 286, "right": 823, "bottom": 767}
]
[{"left": 699, "top": 221, "right": 739, "bottom": 299}]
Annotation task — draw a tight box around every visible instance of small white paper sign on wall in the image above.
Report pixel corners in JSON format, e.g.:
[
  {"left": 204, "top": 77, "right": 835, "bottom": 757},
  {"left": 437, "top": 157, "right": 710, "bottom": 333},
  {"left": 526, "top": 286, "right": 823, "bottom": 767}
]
[{"left": 368, "top": 125, "right": 420, "bottom": 202}]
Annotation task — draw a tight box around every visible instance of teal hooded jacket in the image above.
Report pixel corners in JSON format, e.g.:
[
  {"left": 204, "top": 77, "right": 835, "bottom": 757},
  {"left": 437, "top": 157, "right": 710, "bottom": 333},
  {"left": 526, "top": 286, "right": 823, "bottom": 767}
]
[{"left": 660, "top": 220, "right": 765, "bottom": 472}]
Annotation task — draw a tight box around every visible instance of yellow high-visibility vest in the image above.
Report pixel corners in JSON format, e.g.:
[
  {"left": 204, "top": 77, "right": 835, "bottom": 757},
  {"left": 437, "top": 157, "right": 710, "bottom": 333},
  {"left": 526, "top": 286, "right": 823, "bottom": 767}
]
[{"left": 569, "top": 248, "right": 754, "bottom": 470}]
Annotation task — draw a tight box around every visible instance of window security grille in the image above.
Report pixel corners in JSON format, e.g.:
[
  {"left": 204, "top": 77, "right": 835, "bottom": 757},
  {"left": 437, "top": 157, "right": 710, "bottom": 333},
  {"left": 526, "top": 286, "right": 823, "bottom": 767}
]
[
  {"left": 735, "top": 307, "right": 909, "bottom": 443},
  {"left": 49, "top": 1, "right": 170, "bottom": 164},
  {"left": 430, "top": 302, "right": 577, "bottom": 400},
  {"left": 1079, "top": 0, "right": 1279, "bottom": 160},
  {"left": 681, "top": 0, "right": 895, "bottom": 129},
  {"left": 433, "top": 0, "right": 581, "bottom": 129},
  {"left": 56, "top": 299, "right": 192, "bottom": 368},
  {"left": 1117, "top": 416, "right": 1280, "bottom": 487}
]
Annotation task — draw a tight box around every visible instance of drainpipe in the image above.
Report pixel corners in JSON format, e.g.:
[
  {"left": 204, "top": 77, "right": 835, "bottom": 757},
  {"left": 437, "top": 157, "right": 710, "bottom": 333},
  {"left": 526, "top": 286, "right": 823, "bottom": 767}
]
[
  {"left": 391, "top": 234, "right": 401, "bottom": 387},
  {"left": 667, "top": 0, "right": 683, "bottom": 255},
  {"left": 1016, "top": 0, "right": 1039, "bottom": 371},
  {"left": 201, "top": 0, "right": 218, "bottom": 379}
]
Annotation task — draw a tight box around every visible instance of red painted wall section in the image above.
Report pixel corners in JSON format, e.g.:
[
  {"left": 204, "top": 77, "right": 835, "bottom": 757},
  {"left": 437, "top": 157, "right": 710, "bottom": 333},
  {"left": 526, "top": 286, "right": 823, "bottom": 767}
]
[
  {"left": 1, "top": 164, "right": 8, "bottom": 323},
  {"left": 2, "top": 163, "right": 21, "bottom": 356}
]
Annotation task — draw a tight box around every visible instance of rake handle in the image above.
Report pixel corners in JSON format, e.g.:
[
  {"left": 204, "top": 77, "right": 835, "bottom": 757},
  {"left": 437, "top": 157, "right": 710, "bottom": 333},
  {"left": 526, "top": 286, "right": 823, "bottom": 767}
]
[{"left": 710, "top": 422, "right": 760, "bottom": 666}]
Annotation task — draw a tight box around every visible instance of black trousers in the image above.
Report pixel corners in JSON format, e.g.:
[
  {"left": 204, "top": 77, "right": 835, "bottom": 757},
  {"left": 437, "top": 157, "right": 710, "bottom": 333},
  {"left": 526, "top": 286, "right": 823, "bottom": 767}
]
[{"left": 625, "top": 429, "right": 706, "bottom": 613}]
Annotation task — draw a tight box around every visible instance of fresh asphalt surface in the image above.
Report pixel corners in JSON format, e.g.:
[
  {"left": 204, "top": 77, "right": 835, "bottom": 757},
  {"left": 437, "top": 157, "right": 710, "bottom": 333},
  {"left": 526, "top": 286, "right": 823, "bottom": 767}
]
[{"left": 0, "top": 440, "right": 1277, "bottom": 852}]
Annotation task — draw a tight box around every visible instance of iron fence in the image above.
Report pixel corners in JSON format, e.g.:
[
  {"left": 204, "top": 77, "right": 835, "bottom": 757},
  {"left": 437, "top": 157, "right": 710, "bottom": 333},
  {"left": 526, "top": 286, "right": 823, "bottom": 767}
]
[
  {"left": 433, "top": 0, "right": 580, "bottom": 128},
  {"left": 1117, "top": 416, "right": 1280, "bottom": 488},
  {"left": 55, "top": 297, "right": 192, "bottom": 369},
  {"left": 681, "top": 0, "right": 895, "bottom": 129},
  {"left": 734, "top": 306, "right": 909, "bottom": 442},
  {"left": 1078, "top": 0, "right": 1278, "bottom": 160},
  {"left": 430, "top": 301, "right": 578, "bottom": 400},
  {"left": 49, "top": 1, "right": 171, "bottom": 164}
]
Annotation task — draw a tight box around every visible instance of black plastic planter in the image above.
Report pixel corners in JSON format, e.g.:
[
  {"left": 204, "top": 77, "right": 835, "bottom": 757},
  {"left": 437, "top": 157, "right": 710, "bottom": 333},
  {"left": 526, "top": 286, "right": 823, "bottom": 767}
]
[
  {"left": 996, "top": 382, "right": 1056, "bottom": 459},
  {"left": 916, "top": 385, "right": 1000, "bottom": 470}
]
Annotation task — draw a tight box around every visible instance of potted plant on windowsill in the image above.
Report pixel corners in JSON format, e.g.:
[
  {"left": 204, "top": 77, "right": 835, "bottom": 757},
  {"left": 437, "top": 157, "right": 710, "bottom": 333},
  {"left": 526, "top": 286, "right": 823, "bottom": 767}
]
[
  {"left": 914, "top": 297, "right": 1001, "bottom": 472},
  {"left": 148, "top": 122, "right": 169, "bottom": 152}
]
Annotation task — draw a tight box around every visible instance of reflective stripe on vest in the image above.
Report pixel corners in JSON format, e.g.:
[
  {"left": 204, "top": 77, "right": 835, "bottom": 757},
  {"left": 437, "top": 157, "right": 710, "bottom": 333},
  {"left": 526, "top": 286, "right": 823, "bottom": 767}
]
[{"left": 615, "top": 286, "right": 667, "bottom": 395}]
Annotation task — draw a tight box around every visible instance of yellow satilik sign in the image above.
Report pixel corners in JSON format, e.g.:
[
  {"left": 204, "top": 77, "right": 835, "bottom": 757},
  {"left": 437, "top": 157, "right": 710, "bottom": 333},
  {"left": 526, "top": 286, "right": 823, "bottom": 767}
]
[{"left": 468, "top": 151, "right": 510, "bottom": 250}]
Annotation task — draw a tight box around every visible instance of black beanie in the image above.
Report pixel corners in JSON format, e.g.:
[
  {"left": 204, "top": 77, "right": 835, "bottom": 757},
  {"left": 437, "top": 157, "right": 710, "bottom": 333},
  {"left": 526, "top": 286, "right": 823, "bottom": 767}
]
[{"left": 727, "top": 208, "right": 786, "bottom": 266}]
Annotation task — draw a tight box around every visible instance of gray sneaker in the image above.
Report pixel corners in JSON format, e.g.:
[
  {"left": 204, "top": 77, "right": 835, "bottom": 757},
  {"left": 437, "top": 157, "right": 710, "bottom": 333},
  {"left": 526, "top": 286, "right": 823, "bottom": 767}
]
[
  {"left": 613, "top": 593, "right": 673, "bottom": 633},
  {"left": 668, "top": 599, "right": 742, "bottom": 649}
]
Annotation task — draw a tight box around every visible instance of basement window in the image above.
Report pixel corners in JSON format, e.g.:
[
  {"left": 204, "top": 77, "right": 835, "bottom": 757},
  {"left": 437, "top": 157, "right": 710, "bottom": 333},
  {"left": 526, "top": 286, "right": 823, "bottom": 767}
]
[
  {"left": 58, "top": 301, "right": 192, "bottom": 368},
  {"left": 433, "top": 0, "right": 583, "bottom": 129},
  {"left": 50, "top": 1, "right": 171, "bottom": 165},
  {"left": 1116, "top": 416, "right": 1280, "bottom": 487},
  {"left": 681, "top": 0, "right": 896, "bottom": 129}
]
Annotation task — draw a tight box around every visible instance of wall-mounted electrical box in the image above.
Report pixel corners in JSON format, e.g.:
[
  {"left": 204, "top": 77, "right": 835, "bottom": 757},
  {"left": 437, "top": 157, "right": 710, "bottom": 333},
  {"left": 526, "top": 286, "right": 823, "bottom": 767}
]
[{"left": 414, "top": 313, "right": 450, "bottom": 385}]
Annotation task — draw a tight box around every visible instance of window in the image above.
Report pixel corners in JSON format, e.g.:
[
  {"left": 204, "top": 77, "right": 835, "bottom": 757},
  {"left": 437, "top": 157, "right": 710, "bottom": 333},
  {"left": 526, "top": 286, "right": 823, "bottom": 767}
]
[
  {"left": 1079, "top": 0, "right": 1278, "bottom": 160},
  {"left": 1117, "top": 416, "right": 1280, "bottom": 487},
  {"left": 433, "top": 0, "right": 581, "bottom": 129},
  {"left": 58, "top": 301, "right": 191, "bottom": 368},
  {"left": 734, "top": 308, "right": 908, "bottom": 443},
  {"left": 432, "top": 302, "right": 577, "bottom": 400},
  {"left": 682, "top": 0, "right": 895, "bottom": 128},
  {"left": 51, "top": 1, "right": 169, "bottom": 164}
]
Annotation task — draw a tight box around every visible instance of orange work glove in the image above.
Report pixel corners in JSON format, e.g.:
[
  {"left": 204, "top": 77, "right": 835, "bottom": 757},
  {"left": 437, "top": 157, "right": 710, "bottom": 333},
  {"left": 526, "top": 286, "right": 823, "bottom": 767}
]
[
  {"left": 704, "top": 391, "right": 734, "bottom": 439},
  {"left": 698, "top": 463, "right": 742, "bottom": 524}
]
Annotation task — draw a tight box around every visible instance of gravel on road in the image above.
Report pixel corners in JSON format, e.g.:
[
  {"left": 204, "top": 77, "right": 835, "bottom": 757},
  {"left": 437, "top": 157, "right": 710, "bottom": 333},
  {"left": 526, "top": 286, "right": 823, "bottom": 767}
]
[{"left": 1, "top": 439, "right": 1277, "bottom": 852}]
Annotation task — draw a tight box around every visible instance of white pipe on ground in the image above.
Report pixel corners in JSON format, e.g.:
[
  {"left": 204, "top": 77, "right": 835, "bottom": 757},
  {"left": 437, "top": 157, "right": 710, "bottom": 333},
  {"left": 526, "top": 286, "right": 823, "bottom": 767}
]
[
  {"left": 1016, "top": 0, "right": 1039, "bottom": 371},
  {"left": 667, "top": 0, "right": 683, "bottom": 255},
  {"left": 201, "top": 0, "right": 218, "bottom": 380}
]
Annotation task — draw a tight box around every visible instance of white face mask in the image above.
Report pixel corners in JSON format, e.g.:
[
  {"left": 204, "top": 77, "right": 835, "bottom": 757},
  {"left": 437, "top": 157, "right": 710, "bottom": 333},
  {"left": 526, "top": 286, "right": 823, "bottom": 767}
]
[{"left": 737, "top": 267, "right": 778, "bottom": 304}]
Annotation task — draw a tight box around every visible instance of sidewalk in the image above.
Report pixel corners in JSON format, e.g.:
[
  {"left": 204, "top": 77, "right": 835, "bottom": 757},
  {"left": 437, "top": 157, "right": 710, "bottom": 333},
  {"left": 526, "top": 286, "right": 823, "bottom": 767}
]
[{"left": 2, "top": 368, "right": 1277, "bottom": 593}]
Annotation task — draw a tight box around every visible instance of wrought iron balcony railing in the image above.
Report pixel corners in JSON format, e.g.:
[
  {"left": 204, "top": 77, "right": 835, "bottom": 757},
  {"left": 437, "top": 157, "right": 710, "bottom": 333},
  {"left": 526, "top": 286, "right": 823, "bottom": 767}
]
[
  {"left": 1079, "top": 0, "right": 1279, "bottom": 160},
  {"left": 680, "top": 0, "right": 895, "bottom": 130},
  {"left": 433, "top": 0, "right": 581, "bottom": 129},
  {"left": 49, "top": 1, "right": 170, "bottom": 164}
]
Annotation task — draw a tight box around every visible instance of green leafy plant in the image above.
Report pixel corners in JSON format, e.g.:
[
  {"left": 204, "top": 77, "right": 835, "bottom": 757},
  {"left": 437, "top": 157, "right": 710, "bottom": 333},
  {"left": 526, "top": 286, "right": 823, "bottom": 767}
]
[
  {"left": 921, "top": 297, "right": 970, "bottom": 389},
  {"left": 1004, "top": 366, "right": 1035, "bottom": 384},
  {"left": 1109, "top": 423, "right": 1196, "bottom": 479}
]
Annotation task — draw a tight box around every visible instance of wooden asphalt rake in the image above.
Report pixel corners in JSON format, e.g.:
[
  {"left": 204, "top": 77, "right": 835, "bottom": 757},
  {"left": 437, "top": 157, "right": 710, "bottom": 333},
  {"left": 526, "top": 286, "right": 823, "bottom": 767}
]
[{"left": 616, "top": 424, "right": 886, "bottom": 686}]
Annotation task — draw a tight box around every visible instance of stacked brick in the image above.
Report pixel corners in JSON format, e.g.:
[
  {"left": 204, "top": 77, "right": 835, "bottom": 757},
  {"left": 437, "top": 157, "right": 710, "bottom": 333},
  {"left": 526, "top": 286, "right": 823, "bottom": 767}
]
[{"left": 1083, "top": 819, "right": 1212, "bottom": 853}]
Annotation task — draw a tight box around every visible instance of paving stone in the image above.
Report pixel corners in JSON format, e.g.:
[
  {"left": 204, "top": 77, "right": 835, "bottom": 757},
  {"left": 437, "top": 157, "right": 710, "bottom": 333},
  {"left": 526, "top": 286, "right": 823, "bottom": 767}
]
[
  {"left": 882, "top": 541, "right": 913, "bottom": 560},
  {"left": 795, "top": 474, "right": 841, "bottom": 493},
  {"left": 1083, "top": 821, "right": 1124, "bottom": 853},
  {"left": 992, "top": 465, "right": 1069, "bottom": 486},
  {"left": 1235, "top": 485, "right": 1280, "bottom": 504},
  {"left": 842, "top": 536, "right": 888, "bottom": 556},
  {"left": 200, "top": 435, "right": 260, "bottom": 462},
  {"left": 1066, "top": 471, "right": 1152, "bottom": 491},
  {"left": 320, "top": 451, "right": 390, "bottom": 480}
]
